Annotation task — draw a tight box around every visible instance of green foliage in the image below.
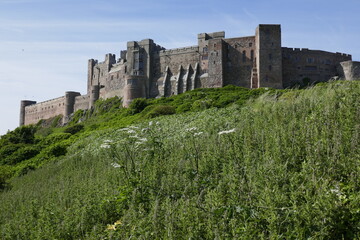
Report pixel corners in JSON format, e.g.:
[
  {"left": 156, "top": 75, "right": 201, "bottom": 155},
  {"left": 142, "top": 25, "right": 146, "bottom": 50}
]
[
  {"left": 63, "top": 124, "right": 84, "bottom": 135},
  {"left": 93, "top": 96, "right": 122, "bottom": 115},
  {"left": 0, "top": 165, "right": 13, "bottom": 190},
  {"left": 0, "top": 81, "right": 359, "bottom": 239},
  {"left": 129, "top": 98, "right": 148, "bottom": 114},
  {"left": 1, "top": 125, "right": 37, "bottom": 145},
  {"left": 3, "top": 146, "right": 40, "bottom": 165},
  {"left": 145, "top": 105, "right": 176, "bottom": 118}
]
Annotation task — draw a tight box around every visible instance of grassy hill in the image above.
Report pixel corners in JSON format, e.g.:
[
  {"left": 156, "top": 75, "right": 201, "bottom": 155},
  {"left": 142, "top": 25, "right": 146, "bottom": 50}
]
[{"left": 0, "top": 81, "right": 359, "bottom": 239}]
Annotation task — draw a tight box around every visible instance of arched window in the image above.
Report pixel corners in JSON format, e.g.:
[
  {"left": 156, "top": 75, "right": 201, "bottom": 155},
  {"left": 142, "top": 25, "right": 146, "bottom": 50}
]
[{"left": 242, "top": 51, "right": 246, "bottom": 62}]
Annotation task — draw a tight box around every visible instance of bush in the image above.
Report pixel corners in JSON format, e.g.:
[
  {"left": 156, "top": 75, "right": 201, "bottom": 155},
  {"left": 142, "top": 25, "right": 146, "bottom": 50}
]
[
  {"left": 4, "top": 146, "right": 40, "bottom": 165},
  {"left": 146, "top": 105, "right": 176, "bottom": 118},
  {"left": 0, "top": 144, "right": 25, "bottom": 164},
  {"left": 0, "top": 165, "right": 13, "bottom": 190},
  {"left": 46, "top": 143, "right": 68, "bottom": 157},
  {"left": 63, "top": 124, "right": 84, "bottom": 135},
  {"left": 129, "top": 98, "right": 148, "bottom": 114},
  {"left": 2, "top": 125, "right": 37, "bottom": 145},
  {"left": 40, "top": 133, "right": 72, "bottom": 146},
  {"left": 191, "top": 99, "right": 213, "bottom": 111}
]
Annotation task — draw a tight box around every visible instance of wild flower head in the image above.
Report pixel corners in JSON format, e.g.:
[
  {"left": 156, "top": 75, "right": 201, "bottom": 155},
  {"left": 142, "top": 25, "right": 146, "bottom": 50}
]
[{"left": 218, "top": 128, "right": 236, "bottom": 135}]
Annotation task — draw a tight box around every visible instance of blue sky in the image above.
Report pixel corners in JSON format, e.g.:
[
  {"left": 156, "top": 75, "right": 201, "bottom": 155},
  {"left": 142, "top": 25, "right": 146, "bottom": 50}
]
[{"left": 0, "top": 0, "right": 359, "bottom": 135}]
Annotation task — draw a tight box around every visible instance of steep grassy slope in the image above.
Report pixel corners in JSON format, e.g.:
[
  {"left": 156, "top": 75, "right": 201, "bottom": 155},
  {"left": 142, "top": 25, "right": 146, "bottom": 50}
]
[{"left": 0, "top": 81, "right": 359, "bottom": 239}]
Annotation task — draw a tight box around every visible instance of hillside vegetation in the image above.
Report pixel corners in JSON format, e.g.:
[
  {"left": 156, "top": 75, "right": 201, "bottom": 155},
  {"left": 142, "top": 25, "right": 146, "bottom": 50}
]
[{"left": 0, "top": 81, "right": 359, "bottom": 239}]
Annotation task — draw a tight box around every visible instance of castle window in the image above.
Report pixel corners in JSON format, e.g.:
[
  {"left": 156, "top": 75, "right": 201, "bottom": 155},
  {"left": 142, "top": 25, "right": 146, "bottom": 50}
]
[
  {"left": 307, "top": 58, "right": 314, "bottom": 64},
  {"left": 111, "top": 75, "right": 114, "bottom": 80},
  {"left": 203, "top": 47, "right": 208, "bottom": 53},
  {"left": 125, "top": 66, "right": 127, "bottom": 73},
  {"left": 269, "top": 65, "right": 272, "bottom": 71},
  {"left": 251, "top": 50, "right": 254, "bottom": 61},
  {"left": 117, "top": 73, "right": 119, "bottom": 78},
  {"left": 214, "top": 43, "right": 217, "bottom": 48},
  {"left": 249, "top": 43, "right": 253, "bottom": 47},
  {"left": 269, "top": 53, "right": 272, "bottom": 60},
  {"left": 202, "top": 55, "right": 208, "bottom": 60},
  {"left": 234, "top": 45, "right": 237, "bottom": 49},
  {"left": 242, "top": 51, "right": 246, "bottom": 62}
]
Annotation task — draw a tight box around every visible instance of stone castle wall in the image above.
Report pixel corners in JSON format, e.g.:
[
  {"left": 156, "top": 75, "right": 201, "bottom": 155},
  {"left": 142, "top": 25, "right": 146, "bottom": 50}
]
[
  {"left": 223, "top": 36, "right": 256, "bottom": 87},
  {"left": 74, "top": 95, "right": 90, "bottom": 112},
  {"left": 282, "top": 48, "right": 351, "bottom": 87},
  {"left": 23, "top": 96, "right": 66, "bottom": 125},
  {"left": 340, "top": 60, "right": 360, "bottom": 80}
]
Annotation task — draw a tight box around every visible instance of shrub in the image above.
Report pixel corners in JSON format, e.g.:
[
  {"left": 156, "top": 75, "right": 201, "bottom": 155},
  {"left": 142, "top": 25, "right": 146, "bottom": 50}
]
[
  {"left": 146, "top": 105, "right": 176, "bottom": 118},
  {"left": 63, "top": 124, "right": 84, "bottom": 135},
  {"left": 2, "top": 125, "right": 37, "bottom": 145},
  {"left": 40, "top": 133, "right": 72, "bottom": 146},
  {"left": 191, "top": 99, "right": 213, "bottom": 111},
  {"left": 0, "top": 165, "right": 13, "bottom": 190},
  {"left": 4, "top": 146, "right": 40, "bottom": 165},
  {"left": 46, "top": 143, "right": 68, "bottom": 157},
  {"left": 176, "top": 102, "right": 193, "bottom": 113},
  {"left": 129, "top": 98, "right": 148, "bottom": 114}
]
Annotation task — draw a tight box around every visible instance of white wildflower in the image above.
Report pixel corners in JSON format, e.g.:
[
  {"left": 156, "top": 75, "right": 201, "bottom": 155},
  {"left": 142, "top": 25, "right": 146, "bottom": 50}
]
[
  {"left": 194, "top": 132, "right": 203, "bottom": 136},
  {"left": 111, "top": 163, "right": 121, "bottom": 168},
  {"left": 142, "top": 128, "right": 150, "bottom": 132},
  {"left": 127, "top": 129, "right": 136, "bottom": 134},
  {"left": 156, "top": 121, "right": 160, "bottom": 125},
  {"left": 218, "top": 128, "right": 236, "bottom": 135},
  {"left": 103, "top": 140, "right": 113, "bottom": 143},
  {"left": 138, "top": 138, "right": 147, "bottom": 142},
  {"left": 129, "top": 135, "right": 139, "bottom": 138},
  {"left": 101, "top": 143, "right": 111, "bottom": 148},
  {"left": 149, "top": 121, "right": 153, "bottom": 126},
  {"left": 186, "top": 127, "right": 197, "bottom": 132}
]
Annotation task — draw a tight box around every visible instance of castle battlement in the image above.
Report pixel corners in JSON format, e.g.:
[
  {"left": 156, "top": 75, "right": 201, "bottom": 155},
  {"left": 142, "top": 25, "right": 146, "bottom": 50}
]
[
  {"left": 20, "top": 24, "right": 358, "bottom": 127},
  {"left": 159, "top": 46, "right": 199, "bottom": 56}
]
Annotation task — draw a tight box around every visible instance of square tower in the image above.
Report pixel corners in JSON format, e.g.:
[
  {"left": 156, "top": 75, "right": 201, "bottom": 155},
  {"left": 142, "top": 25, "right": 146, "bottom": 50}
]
[{"left": 255, "top": 24, "right": 283, "bottom": 88}]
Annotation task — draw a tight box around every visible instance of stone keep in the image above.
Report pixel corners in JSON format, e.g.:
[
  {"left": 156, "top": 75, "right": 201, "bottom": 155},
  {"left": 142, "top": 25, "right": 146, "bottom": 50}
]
[{"left": 20, "top": 24, "right": 358, "bottom": 126}]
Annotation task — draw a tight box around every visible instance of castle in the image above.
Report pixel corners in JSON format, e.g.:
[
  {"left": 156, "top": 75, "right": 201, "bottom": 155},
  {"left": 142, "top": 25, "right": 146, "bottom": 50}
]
[{"left": 20, "top": 24, "right": 360, "bottom": 126}]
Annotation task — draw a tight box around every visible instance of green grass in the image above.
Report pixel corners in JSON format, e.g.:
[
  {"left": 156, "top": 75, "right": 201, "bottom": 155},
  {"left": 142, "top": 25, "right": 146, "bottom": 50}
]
[{"left": 0, "top": 81, "right": 359, "bottom": 239}]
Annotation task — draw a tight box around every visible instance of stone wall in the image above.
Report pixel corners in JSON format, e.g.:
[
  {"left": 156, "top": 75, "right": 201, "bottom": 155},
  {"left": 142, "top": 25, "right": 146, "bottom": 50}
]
[
  {"left": 23, "top": 96, "right": 66, "bottom": 125},
  {"left": 158, "top": 46, "right": 200, "bottom": 96},
  {"left": 282, "top": 48, "right": 351, "bottom": 87},
  {"left": 223, "top": 36, "right": 256, "bottom": 87},
  {"left": 74, "top": 95, "right": 90, "bottom": 112},
  {"left": 340, "top": 61, "right": 360, "bottom": 80}
]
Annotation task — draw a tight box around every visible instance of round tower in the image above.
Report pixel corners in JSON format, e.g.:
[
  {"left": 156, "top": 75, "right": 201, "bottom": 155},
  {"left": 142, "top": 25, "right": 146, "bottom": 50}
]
[
  {"left": 19, "top": 100, "right": 36, "bottom": 126},
  {"left": 89, "top": 85, "right": 100, "bottom": 108},
  {"left": 64, "top": 91, "right": 81, "bottom": 117},
  {"left": 123, "top": 75, "right": 146, "bottom": 107}
]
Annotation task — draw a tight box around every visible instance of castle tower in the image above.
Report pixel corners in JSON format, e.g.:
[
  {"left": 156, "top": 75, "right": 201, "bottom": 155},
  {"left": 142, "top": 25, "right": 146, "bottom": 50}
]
[
  {"left": 255, "top": 24, "right": 283, "bottom": 88},
  {"left": 123, "top": 75, "right": 146, "bottom": 107},
  {"left": 89, "top": 85, "right": 100, "bottom": 108},
  {"left": 87, "top": 59, "right": 96, "bottom": 95},
  {"left": 19, "top": 100, "right": 36, "bottom": 126},
  {"left": 64, "top": 91, "right": 81, "bottom": 118}
]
